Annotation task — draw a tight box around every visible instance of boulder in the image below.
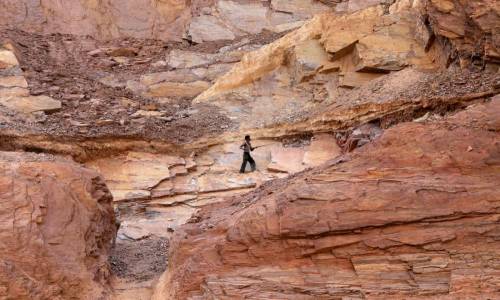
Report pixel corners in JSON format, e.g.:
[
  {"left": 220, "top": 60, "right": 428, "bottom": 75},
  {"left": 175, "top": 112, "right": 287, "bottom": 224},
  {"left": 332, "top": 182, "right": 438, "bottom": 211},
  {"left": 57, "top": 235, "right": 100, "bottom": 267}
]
[
  {"left": 146, "top": 81, "right": 211, "bottom": 98},
  {"left": 0, "top": 48, "right": 20, "bottom": 68},
  {"left": 0, "top": 96, "right": 62, "bottom": 114},
  {"left": 0, "top": 152, "right": 116, "bottom": 299},
  {"left": 216, "top": 0, "right": 269, "bottom": 34},
  {"left": 167, "top": 50, "right": 216, "bottom": 69},
  {"left": 188, "top": 15, "right": 236, "bottom": 43},
  {"left": 153, "top": 99, "right": 500, "bottom": 299},
  {"left": 302, "top": 133, "right": 341, "bottom": 166},
  {"left": 347, "top": 0, "right": 385, "bottom": 12},
  {"left": 271, "top": 0, "right": 331, "bottom": 17}
]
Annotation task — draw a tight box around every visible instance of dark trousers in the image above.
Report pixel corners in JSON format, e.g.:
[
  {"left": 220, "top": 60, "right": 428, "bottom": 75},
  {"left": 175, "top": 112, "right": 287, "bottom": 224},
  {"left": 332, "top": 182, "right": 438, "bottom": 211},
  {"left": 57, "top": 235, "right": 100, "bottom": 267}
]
[{"left": 240, "top": 152, "right": 256, "bottom": 173}]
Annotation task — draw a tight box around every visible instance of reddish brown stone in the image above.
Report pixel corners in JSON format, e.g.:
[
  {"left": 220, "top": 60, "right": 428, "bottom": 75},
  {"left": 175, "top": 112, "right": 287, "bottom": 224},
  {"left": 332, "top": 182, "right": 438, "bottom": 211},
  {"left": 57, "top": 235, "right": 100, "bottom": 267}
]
[
  {"left": 0, "top": 152, "right": 116, "bottom": 299},
  {"left": 153, "top": 99, "right": 500, "bottom": 299}
]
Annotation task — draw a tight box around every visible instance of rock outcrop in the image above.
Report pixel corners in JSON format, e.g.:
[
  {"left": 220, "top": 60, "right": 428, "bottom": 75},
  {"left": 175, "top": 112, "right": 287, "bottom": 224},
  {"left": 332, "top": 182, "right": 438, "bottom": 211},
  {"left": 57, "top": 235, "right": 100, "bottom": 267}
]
[
  {"left": 0, "top": 0, "right": 337, "bottom": 42},
  {"left": 0, "top": 152, "right": 116, "bottom": 299},
  {"left": 153, "top": 98, "right": 500, "bottom": 299},
  {"left": 0, "top": 43, "right": 61, "bottom": 115},
  {"left": 426, "top": 0, "right": 500, "bottom": 66}
]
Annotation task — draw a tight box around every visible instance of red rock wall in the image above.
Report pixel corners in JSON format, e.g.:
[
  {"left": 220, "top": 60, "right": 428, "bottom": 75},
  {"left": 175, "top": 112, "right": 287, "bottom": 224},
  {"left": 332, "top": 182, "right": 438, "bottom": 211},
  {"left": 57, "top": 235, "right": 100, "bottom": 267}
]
[
  {"left": 153, "top": 98, "right": 500, "bottom": 299},
  {"left": 0, "top": 152, "right": 116, "bottom": 299}
]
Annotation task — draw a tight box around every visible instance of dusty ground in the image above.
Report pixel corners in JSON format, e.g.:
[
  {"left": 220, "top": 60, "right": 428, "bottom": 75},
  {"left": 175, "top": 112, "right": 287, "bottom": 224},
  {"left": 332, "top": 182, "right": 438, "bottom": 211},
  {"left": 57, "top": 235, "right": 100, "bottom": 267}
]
[
  {"left": 110, "top": 237, "right": 169, "bottom": 283},
  {"left": 0, "top": 29, "right": 289, "bottom": 143}
]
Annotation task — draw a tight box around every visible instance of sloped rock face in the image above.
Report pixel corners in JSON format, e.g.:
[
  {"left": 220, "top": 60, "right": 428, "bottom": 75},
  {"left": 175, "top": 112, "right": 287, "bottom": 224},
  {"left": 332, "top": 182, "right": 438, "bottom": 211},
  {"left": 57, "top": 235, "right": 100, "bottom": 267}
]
[
  {"left": 0, "top": 0, "right": 337, "bottom": 42},
  {"left": 426, "top": 0, "right": 500, "bottom": 65},
  {"left": 0, "top": 152, "right": 116, "bottom": 299},
  {"left": 153, "top": 98, "right": 500, "bottom": 299}
]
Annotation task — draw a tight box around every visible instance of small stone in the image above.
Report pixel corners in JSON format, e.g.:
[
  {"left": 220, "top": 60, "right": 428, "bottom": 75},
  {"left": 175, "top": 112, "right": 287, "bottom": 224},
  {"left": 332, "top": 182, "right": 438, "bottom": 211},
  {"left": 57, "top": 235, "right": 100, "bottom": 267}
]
[
  {"left": 96, "top": 119, "right": 114, "bottom": 126},
  {"left": 69, "top": 120, "right": 90, "bottom": 127},
  {"left": 152, "top": 60, "right": 168, "bottom": 68},
  {"left": 131, "top": 110, "right": 165, "bottom": 118},
  {"left": 88, "top": 49, "right": 103, "bottom": 56},
  {"left": 467, "top": 146, "right": 473, "bottom": 152}
]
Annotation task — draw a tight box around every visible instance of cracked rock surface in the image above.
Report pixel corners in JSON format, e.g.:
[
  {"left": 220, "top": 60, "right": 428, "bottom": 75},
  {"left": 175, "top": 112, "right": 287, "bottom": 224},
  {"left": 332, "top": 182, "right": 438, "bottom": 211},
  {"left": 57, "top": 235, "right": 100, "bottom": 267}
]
[
  {"left": 0, "top": 152, "right": 116, "bottom": 299},
  {"left": 153, "top": 98, "right": 500, "bottom": 299}
]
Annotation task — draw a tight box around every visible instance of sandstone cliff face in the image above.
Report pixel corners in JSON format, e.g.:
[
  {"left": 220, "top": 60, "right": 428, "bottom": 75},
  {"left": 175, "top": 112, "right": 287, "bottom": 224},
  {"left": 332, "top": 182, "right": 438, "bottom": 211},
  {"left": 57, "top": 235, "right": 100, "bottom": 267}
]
[
  {"left": 153, "top": 98, "right": 500, "bottom": 299},
  {"left": 0, "top": 0, "right": 338, "bottom": 41},
  {"left": 0, "top": 152, "right": 116, "bottom": 299}
]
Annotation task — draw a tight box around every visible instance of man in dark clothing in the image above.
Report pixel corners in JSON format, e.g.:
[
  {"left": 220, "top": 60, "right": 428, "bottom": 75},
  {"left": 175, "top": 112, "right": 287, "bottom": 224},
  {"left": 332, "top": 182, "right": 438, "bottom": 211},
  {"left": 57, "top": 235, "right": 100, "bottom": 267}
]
[{"left": 240, "top": 135, "right": 256, "bottom": 173}]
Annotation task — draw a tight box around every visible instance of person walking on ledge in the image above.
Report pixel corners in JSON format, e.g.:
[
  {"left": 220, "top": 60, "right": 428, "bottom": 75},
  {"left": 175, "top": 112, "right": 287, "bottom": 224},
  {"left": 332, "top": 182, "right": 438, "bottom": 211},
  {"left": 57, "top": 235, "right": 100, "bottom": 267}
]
[{"left": 240, "top": 135, "right": 256, "bottom": 173}]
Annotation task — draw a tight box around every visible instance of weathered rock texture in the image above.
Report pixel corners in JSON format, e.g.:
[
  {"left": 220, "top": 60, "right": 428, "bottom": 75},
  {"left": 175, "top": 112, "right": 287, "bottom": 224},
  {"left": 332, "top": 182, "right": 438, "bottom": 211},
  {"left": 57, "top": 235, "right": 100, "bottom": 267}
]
[
  {"left": 0, "top": 43, "right": 61, "bottom": 114},
  {"left": 85, "top": 134, "right": 341, "bottom": 248},
  {"left": 0, "top": 152, "right": 116, "bottom": 299},
  {"left": 0, "top": 0, "right": 339, "bottom": 42},
  {"left": 426, "top": 0, "right": 500, "bottom": 65},
  {"left": 153, "top": 98, "right": 500, "bottom": 299}
]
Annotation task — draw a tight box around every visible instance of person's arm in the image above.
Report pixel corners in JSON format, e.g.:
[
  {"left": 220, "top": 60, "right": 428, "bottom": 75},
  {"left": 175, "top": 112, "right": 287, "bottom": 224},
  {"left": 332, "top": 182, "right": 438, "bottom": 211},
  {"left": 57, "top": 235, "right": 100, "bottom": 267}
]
[{"left": 249, "top": 142, "right": 255, "bottom": 151}]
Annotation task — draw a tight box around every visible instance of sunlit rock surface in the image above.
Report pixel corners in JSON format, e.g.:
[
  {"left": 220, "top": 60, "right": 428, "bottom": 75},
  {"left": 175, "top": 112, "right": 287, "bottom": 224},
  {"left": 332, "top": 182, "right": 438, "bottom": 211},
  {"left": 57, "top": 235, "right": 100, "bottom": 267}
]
[{"left": 153, "top": 99, "right": 500, "bottom": 299}]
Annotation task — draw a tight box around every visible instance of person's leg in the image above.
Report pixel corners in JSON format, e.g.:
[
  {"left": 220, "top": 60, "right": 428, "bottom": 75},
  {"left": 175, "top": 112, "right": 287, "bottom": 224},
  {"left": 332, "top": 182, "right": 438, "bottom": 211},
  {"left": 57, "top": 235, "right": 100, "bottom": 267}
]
[
  {"left": 248, "top": 155, "right": 256, "bottom": 172},
  {"left": 240, "top": 154, "right": 248, "bottom": 173}
]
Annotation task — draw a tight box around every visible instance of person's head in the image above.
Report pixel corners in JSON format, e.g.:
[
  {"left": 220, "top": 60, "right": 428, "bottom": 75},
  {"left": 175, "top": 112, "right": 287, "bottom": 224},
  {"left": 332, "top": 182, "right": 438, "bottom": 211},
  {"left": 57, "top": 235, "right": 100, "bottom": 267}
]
[{"left": 245, "top": 135, "right": 251, "bottom": 141}]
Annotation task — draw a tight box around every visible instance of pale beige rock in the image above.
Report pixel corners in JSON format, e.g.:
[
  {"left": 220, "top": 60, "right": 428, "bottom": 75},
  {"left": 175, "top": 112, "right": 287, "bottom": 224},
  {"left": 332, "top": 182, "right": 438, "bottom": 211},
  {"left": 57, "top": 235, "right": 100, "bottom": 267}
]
[
  {"left": 197, "top": 63, "right": 235, "bottom": 81},
  {"left": 271, "top": 0, "right": 331, "bottom": 17},
  {"left": 0, "top": 76, "right": 27, "bottom": 88},
  {"left": 188, "top": 15, "right": 236, "bottom": 43},
  {"left": 111, "top": 189, "right": 151, "bottom": 202},
  {"left": 149, "top": 194, "right": 198, "bottom": 207},
  {"left": 130, "top": 110, "right": 165, "bottom": 118},
  {"left": 0, "top": 49, "right": 19, "bottom": 68},
  {"left": 431, "top": 0, "right": 455, "bottom": 13},
  {"left": 141, "top": 70, "right": 201, "bottom": 86},
  {"left": 0, "top": 96, "right": 62, "bottom": 113},
  {"left": 146, "top": 81, "right": 211, "bottom": 98},
  {"left": 87, "top": 152, "right": 183, "bottom": 194},
  {"left": 267, "top": 147, "right": 305, "bottom": 173},
  {"left": 196, "top": 5, "right": 433, "bottom": 102},
  {"left": 217, "top": 0, "right": 269, "bottom": 34},
  {"left": 347, "top": 0, "right": 385, "bottom": 12},
  {"left": 303, "top": 133, "right": 341, "bottom": 166},
  {"left": 271, "top": 20, "right": 306, "bottom": 33},
  {"left": 167, "top": 50, "right": 215, "bottom": 69},
  {"left": 291, "top": 39, "right": 330, "bottom": 81},
  {"left": 99, "top": 74, "right": 126, "bottom": 88},
  {"left": 0, "top": 87, "right": 29, "bottom": 98},
  {"left": 119, "top": 222, "right": 152, "bottom": 241}
]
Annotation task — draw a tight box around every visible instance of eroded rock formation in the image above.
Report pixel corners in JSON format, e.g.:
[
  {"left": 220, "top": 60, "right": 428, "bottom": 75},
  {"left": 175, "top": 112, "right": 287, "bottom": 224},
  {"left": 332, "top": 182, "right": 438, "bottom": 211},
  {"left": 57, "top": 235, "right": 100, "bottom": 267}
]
[
  {"left": 0, "top": 0, "right": 337, "bottom": 41},
  {"left": 0, "top": 152, "right": 116, "bottom": 299},
  {"left": 153, "top": 98, "right": 500, "bottom": 299},
  {"left": 0, "top": 0, "right": 498, "bottom": 299}
]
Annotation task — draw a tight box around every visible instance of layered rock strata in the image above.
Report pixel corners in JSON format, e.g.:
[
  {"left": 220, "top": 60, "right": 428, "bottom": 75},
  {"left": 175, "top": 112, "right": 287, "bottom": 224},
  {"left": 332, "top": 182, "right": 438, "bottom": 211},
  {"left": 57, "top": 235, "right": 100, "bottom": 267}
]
[
  {"left": 86, "top": 134, "right": 341, "bottom": 243},
  {"left": 0, "top": 152, "right": 116, "bottom": 299},
  {"left": 0, "top": 43, "right": 60, "bottom": 115},
  {"left": 153, "top": 98, "right": 500, "bottom": 299},
  {"left": 0, "top": 0, "right": 338, "bottom": 41}
]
